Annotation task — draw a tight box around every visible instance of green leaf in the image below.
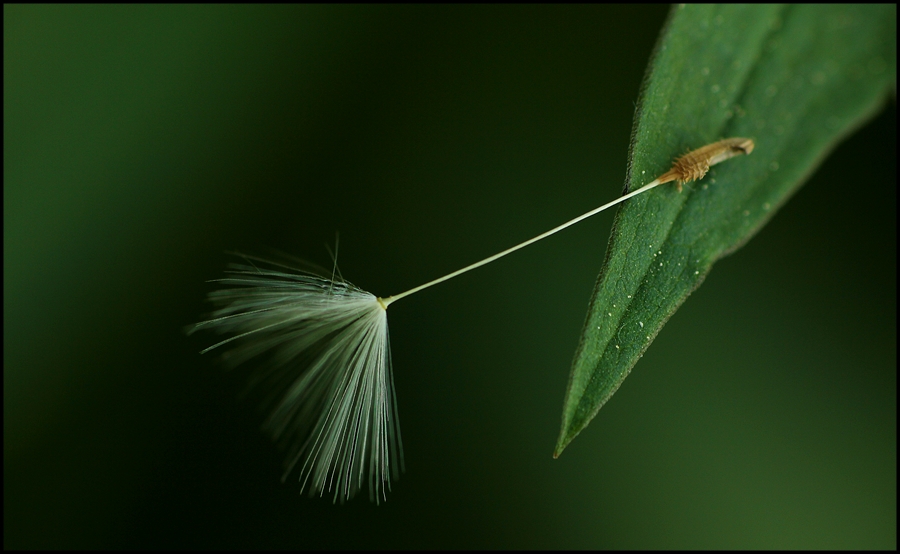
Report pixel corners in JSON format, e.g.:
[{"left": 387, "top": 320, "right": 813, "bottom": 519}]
[{"left": 555, "top": 4, "right": 896, "bottom": 457}]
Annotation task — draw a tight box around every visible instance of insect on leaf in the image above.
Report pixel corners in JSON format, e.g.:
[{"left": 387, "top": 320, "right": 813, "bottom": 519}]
[{"left": 555, "top": 4, "right": 896, "bottom": 456}]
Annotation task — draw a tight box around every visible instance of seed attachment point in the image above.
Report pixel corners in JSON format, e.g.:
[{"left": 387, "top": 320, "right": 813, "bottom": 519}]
[{"left": 654, "top": 137, "right": 755, "bottom": 192}]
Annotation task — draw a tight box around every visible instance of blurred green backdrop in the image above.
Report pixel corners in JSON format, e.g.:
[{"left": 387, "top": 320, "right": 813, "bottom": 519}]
[{"left": 4, "top": 5, "right": 895, "bottom": 549}]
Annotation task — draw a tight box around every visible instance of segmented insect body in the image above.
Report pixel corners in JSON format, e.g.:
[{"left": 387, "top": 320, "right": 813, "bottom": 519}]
[{"left": 655, "top": 138, "right": 755, "bottom": 191}]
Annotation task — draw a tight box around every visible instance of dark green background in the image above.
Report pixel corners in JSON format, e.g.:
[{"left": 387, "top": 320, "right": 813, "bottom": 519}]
[{"left": 4, "top": 5, "right": 895, "bottom": 549}]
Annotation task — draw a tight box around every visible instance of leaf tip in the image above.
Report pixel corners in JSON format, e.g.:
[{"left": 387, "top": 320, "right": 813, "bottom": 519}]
[{"left": 553, "top": 432, "right": 574, "bottom": 459}]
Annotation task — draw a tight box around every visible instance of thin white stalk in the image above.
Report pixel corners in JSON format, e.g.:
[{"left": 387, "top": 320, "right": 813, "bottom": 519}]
[{"left": 380, "top": 178, "right": 664, "bottom": 307}]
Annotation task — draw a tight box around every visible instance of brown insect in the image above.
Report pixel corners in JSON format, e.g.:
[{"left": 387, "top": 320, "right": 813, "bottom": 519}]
[{"left": 653, "top": 137, "right": 755, "bottom": 192}]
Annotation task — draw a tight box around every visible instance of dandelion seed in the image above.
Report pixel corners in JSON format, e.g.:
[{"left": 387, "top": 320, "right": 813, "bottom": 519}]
[
  {"left": 652, "top": 138, "right": 754, "bottom": 192},
  {"left": 191, "top": 138, "right": 755, "bottom": 503}
]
